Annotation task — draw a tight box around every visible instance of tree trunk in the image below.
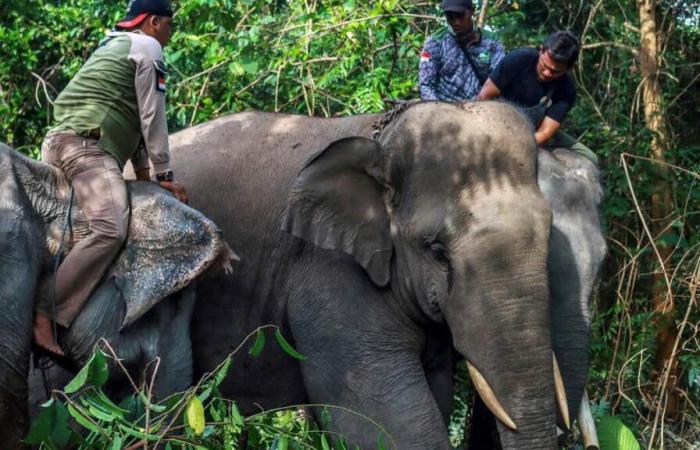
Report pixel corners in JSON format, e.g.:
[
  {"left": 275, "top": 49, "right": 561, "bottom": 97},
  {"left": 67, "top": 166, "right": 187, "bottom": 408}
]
[
  {"left": 477, "top": 0, "right": 490, "bottom": 29},
  {"left": 638, "top": 0, "right": 678, "bottom": 417}
]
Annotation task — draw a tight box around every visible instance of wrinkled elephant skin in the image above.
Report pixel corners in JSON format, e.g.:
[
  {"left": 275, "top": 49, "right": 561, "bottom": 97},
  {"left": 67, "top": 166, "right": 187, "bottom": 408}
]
[
  {"left": 173, "top": 102, "right": 561, "bottom": 449},
  {"left": 0, "top": 144, "right": 230, "bottom": 448}
]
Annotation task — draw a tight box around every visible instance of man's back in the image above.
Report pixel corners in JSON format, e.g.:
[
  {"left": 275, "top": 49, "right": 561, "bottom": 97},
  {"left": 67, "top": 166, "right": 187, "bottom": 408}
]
[{"left": 52, "top": 31, "right": 166, "bottom": 169}]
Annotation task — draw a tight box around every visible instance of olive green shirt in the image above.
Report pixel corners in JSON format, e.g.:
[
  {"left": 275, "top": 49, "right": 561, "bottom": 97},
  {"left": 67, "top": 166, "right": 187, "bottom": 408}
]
[{"left": 52, "top": 31, "right": 170, "bottom": 173}]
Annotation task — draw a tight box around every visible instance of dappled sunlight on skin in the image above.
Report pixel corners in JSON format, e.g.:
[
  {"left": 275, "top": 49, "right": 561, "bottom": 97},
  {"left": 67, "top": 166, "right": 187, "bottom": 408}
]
[
  {"left": 380, "top": 102, "right": 537, "bottom": 203},
  {"left": 160, "top": 104, "right": 560, "bottom": 448},
  {"left": 378, "top": 101, "right": 544, "bottom": 257}
]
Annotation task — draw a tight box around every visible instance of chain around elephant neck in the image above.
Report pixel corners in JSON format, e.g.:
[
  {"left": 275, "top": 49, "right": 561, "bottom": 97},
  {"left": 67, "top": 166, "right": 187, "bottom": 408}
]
[{"left": 371, "top": 99, "right": 422, "bottom": 141}]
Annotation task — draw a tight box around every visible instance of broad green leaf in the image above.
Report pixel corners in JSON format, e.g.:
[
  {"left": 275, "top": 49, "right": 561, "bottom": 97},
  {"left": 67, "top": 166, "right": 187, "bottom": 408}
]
[
  {"left": 116, "top": 423, "right": 163, "bottom": 440},
  {"left": 24, "top": 398, "right": 71, "bottom": 447},
  {"left": 87, "top": 404, "right": 115, "bottom": 422},
  {"left": 186, "top": 396, "right": 206, "bottom": 435},
  {"left": 64, "top": 349, "right": 109, "bottom": 393},
  {"left": 198, "top": 386, "right": 213, "bottom": 403},
  {"left": 139, "top": 392, "right": 167, "bottom": 413},
  {"left": 230, "top": 401, "right": 244, "bottom": 427},
  {"left": 81, "top": 392, "right": 124, "bottom": 420},
  {"left": 378, "top": 434, "right": 387, "bottom": 450},
  {"left": 213, "top": 356, "right": 233, "bottom": 386},
  {"left": 64, "top": 352, "right": 95, "bottom": 394},
  {"left": 249, "top": 328, "right": 266, "bottom": 357},
  {"left": 273, "top": 435, "right": 289, "bottom": 450},
  {"left": 242, "top": 59, "right": 258, "bottom": 75},
  {"left": 89, "top": 349, "right": 109, "bottom": 387},
  {"left": 96, "top": 390, "right": 129, "bottom": 415},
  {"left": 203, "top": 425, "right": 216, "bottom": 438},
  {"left": 321, "top": 434, "right": 331, "bottom": 450},
  {"left": 119, "top": 394, "right": 145, "bottom": 422},
  {"left": 274, "top": 329, "right": 308, "bottom": 361},
  {"left": 597, "top": 416, "right": 641, "bottom": 450},
  {"left": 67, "top": 403, "right": 102, "bottom": 435},
  {"left": 110, "top": 433, "right": 123, "bottom": 450}
]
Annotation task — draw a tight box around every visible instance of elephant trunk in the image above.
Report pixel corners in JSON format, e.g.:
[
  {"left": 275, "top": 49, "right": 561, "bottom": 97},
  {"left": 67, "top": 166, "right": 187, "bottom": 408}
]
[{"left": 446, "top": 204, "right": 558, "bottom": 449}]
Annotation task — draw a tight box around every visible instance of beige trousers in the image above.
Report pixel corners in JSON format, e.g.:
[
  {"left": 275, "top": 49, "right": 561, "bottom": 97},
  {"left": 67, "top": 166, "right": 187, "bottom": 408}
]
[{"left": 40, "top": 132, "right": 129, "bottom": 327}]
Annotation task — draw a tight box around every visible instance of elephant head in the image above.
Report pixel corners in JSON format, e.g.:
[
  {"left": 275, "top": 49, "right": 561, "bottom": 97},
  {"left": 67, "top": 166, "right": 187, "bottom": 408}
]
[
  {"left": 283, "top": 102, "right": 561, "bottom": 448},
  {"left": 0, "top": 143, "right": 233, "bottom": 445}
]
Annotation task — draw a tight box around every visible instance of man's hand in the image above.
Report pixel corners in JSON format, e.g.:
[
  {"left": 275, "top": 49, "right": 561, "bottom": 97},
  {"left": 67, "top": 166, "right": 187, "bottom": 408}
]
[
  {"left": 135, "top": 168, "right": 151, "bottom": 181},
  {"left": 477, "top": 78, "right": 501, "bottom": 101},
  {"left": 534, "top": 116, "right": 562, "bottom": 146},
  {"left": 159, "top": 181, "right": 189, "bottom": 204}
]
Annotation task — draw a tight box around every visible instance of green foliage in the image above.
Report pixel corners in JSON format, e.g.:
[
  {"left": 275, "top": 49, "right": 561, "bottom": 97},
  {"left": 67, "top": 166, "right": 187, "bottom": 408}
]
[
  {"left": 597, "top": 416, "right": 641, "bottom": 450},
  {"left": 4, "top": 0, "right": 700, "bottom": 448},
  {"left": 25, "top": 326, "right": 375, "bottom": 449}
]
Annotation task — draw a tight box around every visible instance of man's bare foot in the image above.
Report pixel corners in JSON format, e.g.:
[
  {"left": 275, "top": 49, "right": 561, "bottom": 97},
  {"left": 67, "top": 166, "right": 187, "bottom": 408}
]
[{"left": 32, "top": 312, "right": 65, "bottom": 357}]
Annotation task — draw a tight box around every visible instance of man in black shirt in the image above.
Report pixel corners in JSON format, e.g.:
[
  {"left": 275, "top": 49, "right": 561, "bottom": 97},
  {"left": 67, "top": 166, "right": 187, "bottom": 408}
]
[{"left": 477, "top": 31, "right": 598, "bottom": 165}]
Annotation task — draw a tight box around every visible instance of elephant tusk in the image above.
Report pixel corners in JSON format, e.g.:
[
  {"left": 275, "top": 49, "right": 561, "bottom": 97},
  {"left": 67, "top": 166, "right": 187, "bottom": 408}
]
[
  {"left": 467, "top": 362, "right": 518, "bottom": 431},
  {"left": 553, "top": 354, "right": 571, "bottom": 430},
  {"left": 578, "top": 389, "right": 600, "bottom": 450}
]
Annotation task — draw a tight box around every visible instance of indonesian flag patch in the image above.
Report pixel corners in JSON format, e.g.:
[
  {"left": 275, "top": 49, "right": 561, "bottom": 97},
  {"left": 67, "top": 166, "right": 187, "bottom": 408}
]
[
  {"left": 420, "top": 50, "right": 430, "bottom": 62},
  {"left": 154, "top": 60, "right": 167, "bottom": 93}
]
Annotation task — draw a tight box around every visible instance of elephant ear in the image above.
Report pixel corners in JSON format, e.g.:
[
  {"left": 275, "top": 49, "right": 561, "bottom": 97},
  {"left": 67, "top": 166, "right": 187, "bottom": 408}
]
[
  {"left": 282, "top": 137, "right": 393, "bottom": 287},
  {"left": 112, "top": 183, "right": 237, "bottom": 328}
]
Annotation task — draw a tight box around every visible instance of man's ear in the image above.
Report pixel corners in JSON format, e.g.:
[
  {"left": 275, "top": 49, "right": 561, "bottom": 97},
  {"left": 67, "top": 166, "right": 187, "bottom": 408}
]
[{"left": 282, "top": 137, "right": 393, "bottom": 287}]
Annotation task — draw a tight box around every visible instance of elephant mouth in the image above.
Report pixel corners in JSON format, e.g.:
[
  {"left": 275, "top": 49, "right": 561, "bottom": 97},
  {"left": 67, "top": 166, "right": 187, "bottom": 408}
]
[{"left": 466, "top": 353, "right": 571, "bottom": 431}]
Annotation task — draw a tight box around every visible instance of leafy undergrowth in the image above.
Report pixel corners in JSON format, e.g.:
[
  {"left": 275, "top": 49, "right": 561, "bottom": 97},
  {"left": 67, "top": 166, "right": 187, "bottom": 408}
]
[{"left": 26, "top": 326, "right": 390, "bottom": 450}]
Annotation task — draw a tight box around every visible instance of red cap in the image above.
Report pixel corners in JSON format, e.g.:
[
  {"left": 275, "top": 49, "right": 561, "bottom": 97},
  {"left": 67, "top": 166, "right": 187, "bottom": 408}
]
[{"left": 116, "top": 12, "right": 150, "bottom": 29}]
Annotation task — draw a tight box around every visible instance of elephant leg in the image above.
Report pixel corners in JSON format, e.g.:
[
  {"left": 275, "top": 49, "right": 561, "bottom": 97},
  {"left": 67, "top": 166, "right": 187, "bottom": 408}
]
[
  {"left": 299, "top": 343, "right": 450, "bottom": 450},
  {"left": 148, "top": 284, "right": 196, "bottom": 398},
  {"left": 0, "top": 215, "right": 40, "bottom": 447},
  {"left": 287, "top": 268, "right": 451, "bottom": 450}
]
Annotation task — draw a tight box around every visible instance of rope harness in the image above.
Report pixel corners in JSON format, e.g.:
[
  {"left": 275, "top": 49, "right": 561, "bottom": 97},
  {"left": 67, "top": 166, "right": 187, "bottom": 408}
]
[{"left": 371, "top": 99, "right": 422, "bottom": 141}]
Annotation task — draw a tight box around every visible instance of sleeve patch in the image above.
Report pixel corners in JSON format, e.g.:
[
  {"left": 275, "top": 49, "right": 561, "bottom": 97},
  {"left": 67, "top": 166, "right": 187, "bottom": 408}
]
[
  {"left": 420, "top": 51, "right": 430, "bottom": 62},
  {"left": 154, "top": 60, "right": 167, "bottom": 93}
]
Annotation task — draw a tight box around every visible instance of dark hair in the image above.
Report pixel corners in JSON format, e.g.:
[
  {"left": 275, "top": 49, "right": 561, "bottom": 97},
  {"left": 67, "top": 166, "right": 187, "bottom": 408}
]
[{"left": 543, "top": 31, "right": 580, "bottom": 67}]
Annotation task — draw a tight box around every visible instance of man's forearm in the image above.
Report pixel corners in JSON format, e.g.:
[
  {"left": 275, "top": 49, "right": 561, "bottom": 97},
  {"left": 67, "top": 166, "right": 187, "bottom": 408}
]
[
  {"left": 534, "top": 117, "right": 562, "bottom": 145},
  {"left": 477, "top": 78, "right": 501, "bottom": 101}
]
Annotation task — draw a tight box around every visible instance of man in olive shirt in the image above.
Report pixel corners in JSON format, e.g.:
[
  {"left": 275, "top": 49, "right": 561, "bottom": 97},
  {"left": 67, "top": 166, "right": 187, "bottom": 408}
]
[
  {"left": 34, "top": 0, "right": 188, "bottom": 355},
  {"left": 477, "top": 31, "right": 598, "bottom": 164}
]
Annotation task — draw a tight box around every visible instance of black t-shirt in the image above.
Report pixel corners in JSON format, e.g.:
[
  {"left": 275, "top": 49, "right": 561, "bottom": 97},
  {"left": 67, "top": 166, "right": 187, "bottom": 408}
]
[{"left": 489, "top": 48, "right": 576, "bottom": 123}]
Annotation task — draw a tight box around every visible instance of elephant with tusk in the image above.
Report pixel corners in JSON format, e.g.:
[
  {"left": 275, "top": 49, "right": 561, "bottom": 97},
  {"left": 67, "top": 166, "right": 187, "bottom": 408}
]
[{"left": 162, "top": 100, "right": 605, "bottom": 449}]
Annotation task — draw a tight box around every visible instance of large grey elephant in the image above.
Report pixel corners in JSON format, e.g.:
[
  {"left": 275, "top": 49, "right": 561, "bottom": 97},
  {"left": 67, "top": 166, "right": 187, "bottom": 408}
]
[
  {"left": 0, "top": 143, "right": 233, "bottom": 446},
  {"left": 163, "top": 101, "right": 605, "bottom": 449}
]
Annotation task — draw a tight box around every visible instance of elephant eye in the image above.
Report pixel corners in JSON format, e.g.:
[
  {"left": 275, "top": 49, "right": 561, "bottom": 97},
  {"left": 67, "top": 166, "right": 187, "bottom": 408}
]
[{"left": 427, "top": 240, "right": 450, "bottom": 266}]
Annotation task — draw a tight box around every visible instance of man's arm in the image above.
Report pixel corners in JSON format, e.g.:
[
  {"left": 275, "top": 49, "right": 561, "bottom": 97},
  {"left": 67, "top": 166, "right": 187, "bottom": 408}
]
[
  {"left": 418, "top": 38, "right": 441, "bottom": 101},
  {"left": 534, "top": 116, "right": 562, "bottom": 145},
  {"left": 130, "top": 35, "right": 187, "bottom": 203},
  {"left": 477, "top": 78, "right": 501, "bottom": 101},
  {"left": 133, "top": 54, "right": 170, "bottom": 174}
]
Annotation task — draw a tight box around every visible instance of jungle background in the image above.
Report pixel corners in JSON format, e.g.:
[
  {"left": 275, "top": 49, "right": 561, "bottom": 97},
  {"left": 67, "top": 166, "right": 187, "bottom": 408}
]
[{"left": 1, "top": 0, "right": 699, "bottom": 448}]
